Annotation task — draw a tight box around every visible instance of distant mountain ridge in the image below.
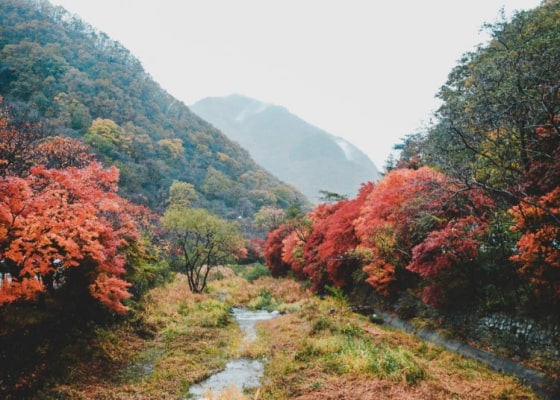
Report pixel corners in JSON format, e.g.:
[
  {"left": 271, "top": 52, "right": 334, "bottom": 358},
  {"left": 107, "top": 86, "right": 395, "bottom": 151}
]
[{"left": 191, "top": 94, "right": 380, "bottom": 202}]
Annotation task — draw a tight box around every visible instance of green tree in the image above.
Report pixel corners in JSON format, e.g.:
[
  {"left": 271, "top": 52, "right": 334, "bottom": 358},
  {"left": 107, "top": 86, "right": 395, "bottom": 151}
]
[
  {"left": 202, "top": 166, "right": 240, "bottom": 206},
  {"left": 167, "top": 180, "right": 199, "bottom": 210},
  {"left": 162, "top": 208, "right": 246, "bottom": 293},
  {"left": 318, "top": 190, "right": 348, "bottom": 203},
  {"left": 84, "top": 118, "right": 132, "bottom": 158},
  {"left": 430, "top": 3, "right": 560, "bottom": 206},
  {"left": 253, "top": 206, "right": 285, "bottom": 231}
]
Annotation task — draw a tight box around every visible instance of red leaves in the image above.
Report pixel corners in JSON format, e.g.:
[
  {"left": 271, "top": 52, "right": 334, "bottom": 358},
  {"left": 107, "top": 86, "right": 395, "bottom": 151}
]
[
  {"left": 354, "top": 168, "right": 453, "bottom": 295},
  {"left": 354, "top": 168, "right": 494, "bottom": 298},
  {"left": 89, "top": 274, "right": 132, "bottom": 315},
  {"left": 0, "top": 107, "right": 155, "bottom": 315},
  {"left": 0, "top": 161, "right": 142, "bottom": 314},
  {"left": 509, "top": 187, "right": 560, "bottom": 303},
  {"left": 408, "top": 217, "right": 484, "bottom": 279},
  {"left": 263, "top": 224, "right": 293, "bottom": 277},
  {"left": 264, "top": 168, "right": 496, "bottom": 307},
  {"left": 314, "top": 184, "right": 374, "bottom": 290},
  {"left": 507, "top": 115, "right": 560, "bottom": 304},
  {"left": 0, "top": 274, "right": 44, "bottom": 305},
  {"left": 363, "top": 259, "right": 396, "bottom": 296}
]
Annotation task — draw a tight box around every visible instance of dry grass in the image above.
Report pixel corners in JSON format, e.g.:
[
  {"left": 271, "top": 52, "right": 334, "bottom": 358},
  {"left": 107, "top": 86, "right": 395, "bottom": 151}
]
[
  {"left": 42, "top": 272, "right": 243, "bottom": 399},
  {"left": 248, "top": 294, "right": 540, "bottom": 400},
  {"left": 39, "top": 267, "right": 542, "bottom": 399}
]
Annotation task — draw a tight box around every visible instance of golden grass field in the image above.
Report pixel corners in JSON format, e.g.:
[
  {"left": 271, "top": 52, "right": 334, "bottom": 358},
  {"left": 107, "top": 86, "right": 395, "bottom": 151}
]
[{"left": 43, "top": 266, "right": 541, "bottom": 399}]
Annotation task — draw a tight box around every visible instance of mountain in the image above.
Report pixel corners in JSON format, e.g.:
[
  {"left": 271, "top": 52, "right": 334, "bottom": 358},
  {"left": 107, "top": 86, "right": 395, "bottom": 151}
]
[
  {"left": 191, "top": 94, "right": 380, "bottom": 203},
  {"left": 0, "top": 0, "right": 309, "bottom": 221}
]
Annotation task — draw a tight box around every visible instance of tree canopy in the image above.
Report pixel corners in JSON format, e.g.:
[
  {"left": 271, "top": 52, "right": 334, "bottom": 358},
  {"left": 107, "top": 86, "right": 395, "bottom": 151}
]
[
  {"left": 264, "top": 1, "right": 560, "bottom": 318},
  {"left": 0, "top": 109, "right": 152, "bottom": 314},
  {"left": 162, "top": 207, "right": 246, "bottom": 293}
]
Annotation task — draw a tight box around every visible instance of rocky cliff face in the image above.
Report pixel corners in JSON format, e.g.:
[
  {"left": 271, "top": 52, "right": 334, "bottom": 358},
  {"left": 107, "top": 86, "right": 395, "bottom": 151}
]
[{"left": 191, "top": 94, "right": 380, "bottom": 203}]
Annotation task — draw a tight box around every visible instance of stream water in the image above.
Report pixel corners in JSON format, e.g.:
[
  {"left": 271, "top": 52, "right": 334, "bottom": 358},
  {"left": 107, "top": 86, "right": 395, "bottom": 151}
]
[{"left": 187, "top": 307, "right": 279, "bottom": 399}]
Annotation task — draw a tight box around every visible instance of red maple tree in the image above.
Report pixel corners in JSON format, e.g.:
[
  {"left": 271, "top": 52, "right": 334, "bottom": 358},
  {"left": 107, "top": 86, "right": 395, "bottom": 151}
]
[
  {"left": 311, "top": 182, "right": 374, "bottom": 291},
  {"left": 353, "top": 168, "right": 449, "bottom": 295},
  {"left": 354, "top": 167, "right": 494, "bottom": 305},
  {"left": 0, "top": 161, "right": 144, "bottom": 314},
  {"left": 264, "top": 224, "right": 293, "bottom": 277}
]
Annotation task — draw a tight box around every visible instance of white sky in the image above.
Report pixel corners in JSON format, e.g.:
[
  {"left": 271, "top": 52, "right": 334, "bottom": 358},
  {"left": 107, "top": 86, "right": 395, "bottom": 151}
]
[{"left": 49, "top": 0, "right": 542, "bottom": 169}]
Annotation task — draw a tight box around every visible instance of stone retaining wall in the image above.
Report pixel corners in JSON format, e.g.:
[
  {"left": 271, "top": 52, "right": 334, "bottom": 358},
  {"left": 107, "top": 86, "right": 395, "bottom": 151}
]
[
  {"left": 374, "top": 310, "right": 560, "bottom": 399},
  {"left": 467, "top": 314, "right": 560, "bottom": 360}
]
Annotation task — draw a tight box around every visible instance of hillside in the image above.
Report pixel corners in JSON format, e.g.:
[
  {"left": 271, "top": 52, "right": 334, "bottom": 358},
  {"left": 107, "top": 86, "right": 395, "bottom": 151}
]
[
  {"left": 191, "top": 94, "right": 380, "bottom": 203},
  {"left": 0, "top": 0, "right": 309, "bottom": 219}
]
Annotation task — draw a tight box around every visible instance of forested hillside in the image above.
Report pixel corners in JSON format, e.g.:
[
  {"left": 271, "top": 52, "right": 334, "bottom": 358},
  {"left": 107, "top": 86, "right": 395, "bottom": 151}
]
[{"left": 0, "top": 0, "right": 308, "bottom": 219}]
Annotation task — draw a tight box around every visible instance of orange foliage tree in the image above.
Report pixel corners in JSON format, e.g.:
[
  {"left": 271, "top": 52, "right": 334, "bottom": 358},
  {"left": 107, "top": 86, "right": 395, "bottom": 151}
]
[
  {"left": 354, "top": 167, "right": 494, "bottom": 307},
  {"left": 264, "top": 224, "right": 293, "bottom": 277},
  {"left": 508, "top": 116, "right": 560, "bottom": 307},
  {"left": 0, "top": 162, "right": 144, "bottom": 314},
  {"left": 304, "top": 183, "right": 374, "bottom": 292},
  {"left": 353, "top": 168, "right": 451, "bottom": 295},
  {"left": 33, "top": 135, "right": 94, "bottom": 169},
  {"left": 0, "top": 105, "right": 151, "bottom": 314},
  {"left": 299, "top": 202, "right": 342, "bottom": 292}
]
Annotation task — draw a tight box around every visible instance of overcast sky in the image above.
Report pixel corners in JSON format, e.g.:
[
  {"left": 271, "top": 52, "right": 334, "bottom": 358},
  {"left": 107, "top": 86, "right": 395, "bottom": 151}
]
[{"left": 49, "top": 0, "right": 542, "bottom": 169}]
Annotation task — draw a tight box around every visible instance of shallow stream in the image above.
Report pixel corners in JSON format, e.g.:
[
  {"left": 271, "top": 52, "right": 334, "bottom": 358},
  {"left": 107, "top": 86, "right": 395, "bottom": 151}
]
[{"left": 187, "top": 307, "right": 279, "bottom": 399}]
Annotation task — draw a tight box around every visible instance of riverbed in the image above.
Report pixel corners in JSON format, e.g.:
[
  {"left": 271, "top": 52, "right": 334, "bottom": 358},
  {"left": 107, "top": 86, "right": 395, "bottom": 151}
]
[{"left": 187, "top": 307, "right": 279, "bottom": 399}]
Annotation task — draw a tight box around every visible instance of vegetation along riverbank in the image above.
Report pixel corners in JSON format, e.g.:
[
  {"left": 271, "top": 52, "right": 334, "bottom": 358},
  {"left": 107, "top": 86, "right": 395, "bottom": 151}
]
[{"left": 35, "top": 265, "right": 544, "bottom": 399}]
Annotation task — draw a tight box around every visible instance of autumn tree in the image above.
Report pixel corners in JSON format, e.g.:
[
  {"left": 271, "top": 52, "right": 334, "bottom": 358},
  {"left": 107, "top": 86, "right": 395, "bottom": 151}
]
[
  {"left": 314, "top": 182, "right": 374, "bottom": 291},
  {"left": 0, "top": 162, "right": 145, "bottom": 314},
  {"left": 253, "top": 206, "right": 286, "bottom": 232},
  {"left": 162, "top": 207, "right": 246, "bottom": 293},
  {"left": 507, "top": 114, "right": 560, "bottom": 312},
  {"left": 509, "top": 191, "right": 560, "bottom": 309},
  {"left": 354, "top": 167, "right": 495, "bottom": 308},
  {"left": 33, "top": 135, "right": 94, "bottom": 169},
  {"left": 0, "top": 105, "right": 149, "bottom": 315},
  {"left": 353, "top": 168, "right": 448, "bottom": 295},
  {"left": 406, "top": 215, "right": 487, "bottom": 308},
  {"left": 264, "top": 224, "right": 293, "bottom": 277},
  {"left": 280, "top": 229, "right": 306, "bottom": 279},
  {"left": 298, "top": 202, "right": 342, "bottom": 292}
]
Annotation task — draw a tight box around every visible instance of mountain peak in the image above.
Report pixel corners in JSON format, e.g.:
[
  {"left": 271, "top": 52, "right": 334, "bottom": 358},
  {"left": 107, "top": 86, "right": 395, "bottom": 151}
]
[
  {"left": 191, "top": 95, "right": 380, "bottom": 203},
  {"left": 234, "top": 98, "right": 271, "bottom": 123}
]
